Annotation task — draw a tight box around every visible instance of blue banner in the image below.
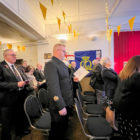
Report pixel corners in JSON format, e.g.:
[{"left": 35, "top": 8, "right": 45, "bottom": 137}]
[{"left": 75, "top": 50, "right": 101, "bottom": 71}]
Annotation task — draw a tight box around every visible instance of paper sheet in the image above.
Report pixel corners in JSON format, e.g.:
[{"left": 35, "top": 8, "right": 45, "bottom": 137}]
[{"left": 74, "top": 67, "right": 89, "bottom": 81}]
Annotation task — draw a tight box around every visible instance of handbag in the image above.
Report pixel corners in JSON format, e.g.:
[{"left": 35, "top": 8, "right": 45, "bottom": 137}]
[{"left": 90, "top": 76, "right": 96, "bottom": 88}]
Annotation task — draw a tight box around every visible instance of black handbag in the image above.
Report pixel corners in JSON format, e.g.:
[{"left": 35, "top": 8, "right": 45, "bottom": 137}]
[{"left": 90, "top": 76, "right": 96, "bottom": 87}]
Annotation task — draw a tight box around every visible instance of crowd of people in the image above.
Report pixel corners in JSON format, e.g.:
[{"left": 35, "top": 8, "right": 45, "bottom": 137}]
[{"left": 0, "top": 43, "right": 140, "bottom": 140}]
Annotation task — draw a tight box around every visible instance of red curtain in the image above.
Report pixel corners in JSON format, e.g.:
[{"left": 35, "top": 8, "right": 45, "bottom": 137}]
[{"left": 114, "top": 31, "right": 140, "bottom": 74}]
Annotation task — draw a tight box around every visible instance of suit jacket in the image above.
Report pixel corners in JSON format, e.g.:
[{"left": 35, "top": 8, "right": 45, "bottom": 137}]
[
  {"left": 102, "top": 67, "right": 118, "bottom": 99},
  {"left": 33, "top": 69, "right": 45, "bottom": 82},
  {"left": 44, "top": 56, "right": 74, "bottom": 111},
  {"left": 0, "top": 61, "right": 26, "bottom": 106},
  {"left": 92, "top": 63, "right": 104, "bottom": 90}
]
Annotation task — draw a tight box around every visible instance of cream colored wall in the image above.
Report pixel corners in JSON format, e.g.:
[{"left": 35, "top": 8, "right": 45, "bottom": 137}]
[
  {"left": 0, "top": 46, "right": 38, "bottom": 67},
  {"left": 37, "top": 35, "right": 114, "bottom": 68},
  {"left": 0, "top": 0, "right": 45, "bottom": 37}
]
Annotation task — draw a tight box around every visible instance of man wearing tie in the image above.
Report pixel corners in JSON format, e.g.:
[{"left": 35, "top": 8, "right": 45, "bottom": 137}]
[{"left": 0, "top": 49, "right": 29, "bottom": 140}]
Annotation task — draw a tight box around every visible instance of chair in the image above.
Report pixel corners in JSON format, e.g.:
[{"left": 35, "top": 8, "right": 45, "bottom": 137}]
[
  {"left": 76, "top": 89, "right": 105, "bottom": 116},
  {"left": 24, "top": 95, "right": 51, "bottom": 137},
  {"left": 74, "top": 98, "right": 112, "bottom": 140},
  {"left": 78, "top": 83, "right": 96, "bottom": 104},
  {"left": 37, "top": 88, "right": 49, "bottom": 112}
]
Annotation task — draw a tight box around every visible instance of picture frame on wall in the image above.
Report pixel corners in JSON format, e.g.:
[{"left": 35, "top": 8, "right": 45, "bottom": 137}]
[{"left": 44, "top": 53, "right": 52, "bottom": 59}]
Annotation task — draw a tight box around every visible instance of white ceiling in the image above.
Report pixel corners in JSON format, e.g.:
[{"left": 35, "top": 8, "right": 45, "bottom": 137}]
[
  {"left": 43, "top": 0, "right": 140, "bottom": 36},
  {"left": 0, "top": 0, "right": 140, "bottom": 43}
]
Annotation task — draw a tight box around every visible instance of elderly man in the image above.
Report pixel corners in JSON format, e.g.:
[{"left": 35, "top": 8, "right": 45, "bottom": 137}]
[
  {"left": 44, "top": 44, "right": 78, "bottom": 140},
  {"left": 0, "top": 49, "right": 29, "bottom": 140}
]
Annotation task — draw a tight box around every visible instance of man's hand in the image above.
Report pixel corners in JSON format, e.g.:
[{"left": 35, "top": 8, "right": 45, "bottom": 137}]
[
  {"left": 59, "top": 107, "right": 67, "bottom": 116},
  {"left": 73, "top": 76, "right": 79, "bottom": 82},
  {"left": 18, "top": 81, "right": 26, "bottom": 87}
]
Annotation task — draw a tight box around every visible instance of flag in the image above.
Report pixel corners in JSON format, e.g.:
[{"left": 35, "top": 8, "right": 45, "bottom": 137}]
[
  {"left": 22, "top": 46, "right": 26, "bottom": 51},
  {"left": 7, "top": 44, "right": 12, "bottom": 49},
  {"left": 57, "top": 17, "right": 61, "bottom": 30},
  {"left": 62, "top": 11, "right": 66, "bottom": 22},
  {"left": 129, "top": 16, "right": 136, "bottom": 31},
  {"left": 40, "top": 2, "right": 47, "bottom": 20},
  {"left": 68, "top": 24, "right": 72, "bottom": 33},
  {"left": 117, "top": 25, "right": 121, "bottom": 36},
  {"left": 75, "top": 50, "right": 101, "bottom": 71},
  {"left": 51, "top": 0, "right": 53, "bottom": 6}
]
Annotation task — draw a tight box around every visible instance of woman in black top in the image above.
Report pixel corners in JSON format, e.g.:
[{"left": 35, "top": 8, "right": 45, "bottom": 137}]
[{"left": 113, "top": 56, "right": 140, "bottom": 140}]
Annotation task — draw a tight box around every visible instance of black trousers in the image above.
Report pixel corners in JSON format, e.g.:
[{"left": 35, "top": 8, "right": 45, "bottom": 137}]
[
  {"left": 1, "top": 90, "right": 29, "bottom": 140},
  {"left": 49, "top": 106, "right": 73, "bottom": 140}
]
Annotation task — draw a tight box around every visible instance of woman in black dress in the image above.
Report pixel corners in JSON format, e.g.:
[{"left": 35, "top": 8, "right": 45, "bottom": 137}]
[{"left": 113, "top": 55, "right": 140, "bottom": 140}]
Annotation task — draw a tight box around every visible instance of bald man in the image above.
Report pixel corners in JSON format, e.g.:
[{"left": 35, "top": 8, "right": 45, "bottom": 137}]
[{"left": 44, "top": 44, "right": 78, "bottom": 140}]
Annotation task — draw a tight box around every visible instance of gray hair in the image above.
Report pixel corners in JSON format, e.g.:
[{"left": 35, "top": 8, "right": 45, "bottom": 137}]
[
  {"left": 100, "top": 57, "right": 110, "bottom": 66},
  {"left": 3, "top": 49, "right": 13, "bottom": 57}
]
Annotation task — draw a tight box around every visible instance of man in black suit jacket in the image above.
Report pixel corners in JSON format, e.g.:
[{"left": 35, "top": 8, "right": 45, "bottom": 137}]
[
  {"left": 0, "top": 49, "right": 29, "bottom": 140},
  {"left": 33, "top": 64, "right": 45, "bottom": 82},
  {"left": 44, "top": 44, "right": 78, "bottom": 140}
]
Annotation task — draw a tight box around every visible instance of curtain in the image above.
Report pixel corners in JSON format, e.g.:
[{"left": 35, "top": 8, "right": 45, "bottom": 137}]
[{"left": 114, "top": 31, "right": 140, "bottom": 74}]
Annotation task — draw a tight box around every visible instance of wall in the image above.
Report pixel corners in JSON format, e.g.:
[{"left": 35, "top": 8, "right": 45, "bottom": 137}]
[
  {"left": 0, "top": 45, "right": 38, "bottom": 67},
  {"left": 0, "top": 0, "right": 45, "bottom": 38},
  {"left": 37, "top": 35, "right": 114, "bottom": 68}
]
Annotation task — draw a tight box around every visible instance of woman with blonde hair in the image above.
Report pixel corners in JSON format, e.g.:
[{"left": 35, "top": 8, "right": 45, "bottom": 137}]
[{"left": 113, "top": 55, "right": 140, "bottom": 139}]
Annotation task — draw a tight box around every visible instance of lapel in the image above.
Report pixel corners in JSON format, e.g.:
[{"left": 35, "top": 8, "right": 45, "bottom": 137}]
[{"left": 1, "top": 61, "right": 18, "bottom": 80}]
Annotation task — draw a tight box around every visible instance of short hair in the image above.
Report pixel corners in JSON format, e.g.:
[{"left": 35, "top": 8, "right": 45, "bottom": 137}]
[
  {"left": 3, "top": 49, "right": 13, "bottom": 57},
  {"left": 25, "top": 65, "right": 34, "bottom": 72},
  {"left": 53, "top": 43, "right": 65, "bottom": 53},
  {"left": 100, "top": 57, "right": 110, "bottom": 66}
]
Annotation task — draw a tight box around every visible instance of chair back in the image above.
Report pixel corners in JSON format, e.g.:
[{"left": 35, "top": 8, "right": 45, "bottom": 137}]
[
  {"left": 76, "top": 89, "right": 84, "bottom": 107},
  {"left": 38, "top": 88, "right": 49, "bottom": 109},
  {"left": 24, "top": 95, "right": 42, "bottom": 126}
]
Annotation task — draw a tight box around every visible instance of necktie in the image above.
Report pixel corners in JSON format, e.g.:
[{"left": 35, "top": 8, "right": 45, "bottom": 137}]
[{"left": 11, "top": 65, "right": 22, "bottom": 81}]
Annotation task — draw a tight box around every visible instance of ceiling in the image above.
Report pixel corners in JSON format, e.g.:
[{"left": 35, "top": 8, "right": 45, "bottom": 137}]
[
  {"left": 42, "top": 0, "right": 140, "bottom": 36},
  {"left": 0, "top": 0, "right": 140, "bottom": 44}
]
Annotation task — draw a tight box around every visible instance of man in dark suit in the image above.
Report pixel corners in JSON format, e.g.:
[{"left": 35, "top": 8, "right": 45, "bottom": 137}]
[
  {"left": 44, "top": 44, "right": 78, "bottom": 140},
  {"left": 33, "top": 64, "right": 45, "bottom": 82},
  {"left": 0, "top": 49, "right": 29, "bottom": 140}
]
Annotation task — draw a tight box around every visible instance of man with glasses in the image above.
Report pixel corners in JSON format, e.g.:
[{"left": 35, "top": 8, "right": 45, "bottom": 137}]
[
  {"left": 0, "top": 49, "right": 29, "bottom": 140},
  {"left": 44, "top": 43, "right": 78, "bottom": 140}
]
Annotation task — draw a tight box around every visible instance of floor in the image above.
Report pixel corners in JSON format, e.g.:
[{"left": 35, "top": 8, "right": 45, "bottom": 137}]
[{"left": 21, "top": 111, "right": 87, "bottom": 140}]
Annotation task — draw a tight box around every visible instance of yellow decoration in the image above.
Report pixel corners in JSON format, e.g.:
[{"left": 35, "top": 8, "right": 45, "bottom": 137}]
[
  {"left": 40, "top": 2, "right": 47, "bottom": 20},
  {"left": 17, "top": 46, "right": 21, "bottom": 52},
  {"left": 7, "top": 44, "right": 12, "bottom": 49},
  {"left": 106, "top": 29, "right": 112, "bottom": 41},
  {"left": 73, "top": 30, "right": 79, "bottom": 38},
  {"left": 57, "top": 17, "right": 61, "bottom": 30},
  {"left": 22, "top": 46, "right": 26, "bottom": 51},
  {"left": 129, "top": 16, "right": 136, "bottom": 31},
  {"left": 68, "top": 24, "right": 72, "bottom": 33},
  {"left": 0, "top": 41, "right": 1, "bottom": 46},
  {"left": 51, "top": 0, "right": 53, "bottom": 6},
  {"left": 62, "top": 11, "right": 66, "bottom": 22},
  {"left": 117, "top": 25, "right": 121, "bottom": 36}
]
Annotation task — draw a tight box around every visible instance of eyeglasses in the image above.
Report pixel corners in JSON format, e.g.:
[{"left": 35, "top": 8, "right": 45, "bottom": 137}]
[
  {"left": 58, "top": 49, "right": 66, "bottom": 54},
  {"left": 8, "top": 54, "right": 16, "bottom": 57}
]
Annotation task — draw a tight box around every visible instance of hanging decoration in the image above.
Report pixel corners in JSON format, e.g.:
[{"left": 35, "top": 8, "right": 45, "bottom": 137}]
[
  {"left": 17, "top": 46, "right": 21, "bottom": 52},
  {"left": 73, "top": 30, "right": 79, "bottom": 38},
  {"left": 62, "top": 11, "right": 66, "bottom": 22},
  {"left": 129, "top": 16, "right": 136, "bottom": 31},
  {"left": 51, "top": 0, "right": 53, "bottom": 6},
  {"left": 68, "top": 24, "right": 72, "bottom": 34},
  {"left": 117, "top": 25, "right": 121, "bottom": 36},
  {"left": 22, "top": 46, "right": 26, "bottom": 51},
  {"left": 7, "top": 44, "right": 12, "bottom": 49},
  {"left": 57, "top": 17, "right": 61, "bottom": 30},
  {"left": 40, "top": 2, "right": 47, "bottom": 20}
]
